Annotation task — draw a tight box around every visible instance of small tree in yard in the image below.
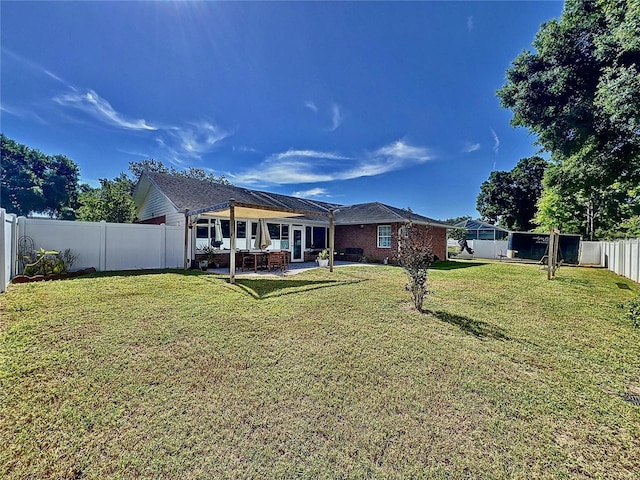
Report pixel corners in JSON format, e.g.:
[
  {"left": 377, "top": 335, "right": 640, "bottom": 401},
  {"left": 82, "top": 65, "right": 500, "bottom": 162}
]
[{"left": 395, "top": 222, "right": 434, "bottom": 312}]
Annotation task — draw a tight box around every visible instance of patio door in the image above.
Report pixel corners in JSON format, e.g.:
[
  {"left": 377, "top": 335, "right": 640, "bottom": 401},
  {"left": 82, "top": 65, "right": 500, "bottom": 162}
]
[{"left": 291, "top": 226, "right": 304, "bottom": 262}]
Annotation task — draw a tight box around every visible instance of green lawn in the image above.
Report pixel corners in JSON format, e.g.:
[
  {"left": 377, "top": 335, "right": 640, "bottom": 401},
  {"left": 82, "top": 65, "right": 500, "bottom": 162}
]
[{"left": 1, "top": 261, "right": 639, "bottom": 479}]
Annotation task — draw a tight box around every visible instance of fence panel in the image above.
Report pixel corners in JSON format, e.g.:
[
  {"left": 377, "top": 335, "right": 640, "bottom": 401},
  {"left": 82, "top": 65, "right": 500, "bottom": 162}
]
[
  {"left": 579, "top": 241, "right": 601, "bottom": 265},
  {"left": 470, "top": 240, "right": 509, "bottom": 260},
  {"left": 597, "top": 238, "right": 640, "bottom": 284},
  {"left": 17, "top": 218, "right": 184, "bottom": 273},
  {"left": 1, "top": 209, "right": 17, "bottom": 292}
]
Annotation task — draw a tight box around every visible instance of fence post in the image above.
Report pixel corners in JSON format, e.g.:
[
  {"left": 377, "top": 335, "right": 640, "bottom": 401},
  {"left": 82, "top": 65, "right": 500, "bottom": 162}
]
[
  {"left": 100, "top": 221, "right": 107, "bottom": 272},
  {"left": 160, "top": 223, "right": 167, "bottom": 269},
  {"left": 1, "top": 209, "right": 6, "bottom": 292},
  {"left": 10, "top": 214, "right": 17, "bottom": 278}
]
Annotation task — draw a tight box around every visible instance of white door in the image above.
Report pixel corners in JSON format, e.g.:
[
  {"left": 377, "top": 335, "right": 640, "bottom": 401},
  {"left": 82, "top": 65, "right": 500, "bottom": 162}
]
[{"left": 291, "top": 226, "right": 304, "bottom": 262}]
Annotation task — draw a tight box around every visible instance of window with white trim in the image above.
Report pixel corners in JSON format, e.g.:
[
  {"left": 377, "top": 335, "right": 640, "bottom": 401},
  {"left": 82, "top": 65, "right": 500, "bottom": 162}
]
[{"left": 378, "top": 225, "right": 392, "bottom": 248}]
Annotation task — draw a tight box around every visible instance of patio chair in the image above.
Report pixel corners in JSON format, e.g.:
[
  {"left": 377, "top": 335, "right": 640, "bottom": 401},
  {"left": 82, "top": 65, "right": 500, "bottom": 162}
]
[{"left": 267, "top": 251, "right": 287, "bottom": 271}]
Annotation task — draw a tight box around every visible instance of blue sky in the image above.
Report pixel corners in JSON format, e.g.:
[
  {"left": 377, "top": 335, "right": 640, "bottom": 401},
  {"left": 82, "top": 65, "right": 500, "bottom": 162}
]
[{"left": 1, "top": 1, "right": 563, "bottom": 220}]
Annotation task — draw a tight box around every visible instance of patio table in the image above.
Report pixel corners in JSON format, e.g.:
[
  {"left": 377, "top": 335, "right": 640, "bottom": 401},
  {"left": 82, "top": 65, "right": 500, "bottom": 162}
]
[{"left": 242, "top": 251, "right": 268, "bottom": 272}]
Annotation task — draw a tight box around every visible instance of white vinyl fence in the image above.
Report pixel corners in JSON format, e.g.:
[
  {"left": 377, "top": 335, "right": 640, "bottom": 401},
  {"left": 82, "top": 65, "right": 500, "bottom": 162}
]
[
  {"left": 0, "top": 210, "right": 185, "bottom": 291},
  {"left": 448, "top": 239, "right": 508, "bottom": 260},
  {"left": 1, "top": 209, "right": 17, "bottom": 292},
  {"left": 599, "top": 238, "right": 640, "bottom": 284},
  {"left": 448, "top": 237, "right": 639, "bottom": 284}
]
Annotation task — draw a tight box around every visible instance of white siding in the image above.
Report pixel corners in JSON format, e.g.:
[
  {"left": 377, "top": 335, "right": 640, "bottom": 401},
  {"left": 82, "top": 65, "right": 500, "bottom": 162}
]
[{"left": 135, "top": 177, "right": 183, "bottom": 226}]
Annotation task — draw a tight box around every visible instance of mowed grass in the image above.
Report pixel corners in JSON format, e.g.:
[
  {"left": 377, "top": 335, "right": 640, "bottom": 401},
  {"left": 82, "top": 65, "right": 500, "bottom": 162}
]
[{"left": 1, "top": 261, "right": 639, "bottom": 479}]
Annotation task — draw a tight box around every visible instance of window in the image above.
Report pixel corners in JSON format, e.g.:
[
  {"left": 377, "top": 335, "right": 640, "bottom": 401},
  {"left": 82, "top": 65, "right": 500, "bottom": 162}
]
[
  {"left": 280, "top": 225, "right": 290, "bottom": 249},
  {"left": 196, "top": 219, "right": 209, "bottom": 239},
  {"left": 196, "top": 226, "right": 209, "bottom": 239},
  {"left": 237, "top": 221, "right": 246, "bottom": 239},
  {"left": 378, "top": 225, "right": 392, "bottom": 248},
  {"left": 221, "top": 220, "right": 230, "bottom": 238},
  {"left": 267, "top": 223, "right": 281, "bottom": 239},
  {"left": 304, "top": 226, "right": 327, "bottom": 248},
  {"left": 305, "top": 226, "right": 312, "bottom": 248},
  {"left": 313, "top": 227, "right": 326, "bottom": 248}
]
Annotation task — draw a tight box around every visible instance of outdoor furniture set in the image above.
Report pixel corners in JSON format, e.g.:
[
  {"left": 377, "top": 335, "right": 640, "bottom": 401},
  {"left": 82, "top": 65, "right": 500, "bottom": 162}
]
[{"left": 237, "top": 250, "right": 290, "bottom": 273}]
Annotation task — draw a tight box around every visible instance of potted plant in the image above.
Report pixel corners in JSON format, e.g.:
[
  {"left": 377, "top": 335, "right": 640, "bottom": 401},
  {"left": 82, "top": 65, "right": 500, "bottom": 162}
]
[
  {"left": 200, "top": 244, "right": 219, "bottom": 270},
  {"left": 316, "top": 249, "right": 330, "bottom": 267}
]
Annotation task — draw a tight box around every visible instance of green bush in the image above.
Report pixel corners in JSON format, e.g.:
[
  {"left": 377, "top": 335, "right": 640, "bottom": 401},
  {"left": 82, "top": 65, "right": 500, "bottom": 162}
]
[{"left": 619, "top": 296, "right": 640, "bottom": 328}]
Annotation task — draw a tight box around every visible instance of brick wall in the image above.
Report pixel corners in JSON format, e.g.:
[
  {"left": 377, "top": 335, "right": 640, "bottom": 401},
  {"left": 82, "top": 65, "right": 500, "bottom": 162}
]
[
  {"left": 136, "top": 215, "right": 166, "bottom": 225},
  {"left": 335, "top": 223, "right": 447, "bottom": 262}
]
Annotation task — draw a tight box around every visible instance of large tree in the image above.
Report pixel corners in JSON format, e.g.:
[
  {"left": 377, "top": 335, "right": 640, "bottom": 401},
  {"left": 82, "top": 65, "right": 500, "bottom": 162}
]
[
  {"left": 0, "top": 134, "right": 80, "bottom": 218},
  {"left": 128, "top": 159, "right": 230, "bottom": 185},
  {"left": 476, "top": 156, "right": 548, "bottom": 231},
  {"left": 76, "top": 174, "right": 137, "bottom": 223},
  {"left": 497, "top": 0, "right": 640, "bottom": 239}
]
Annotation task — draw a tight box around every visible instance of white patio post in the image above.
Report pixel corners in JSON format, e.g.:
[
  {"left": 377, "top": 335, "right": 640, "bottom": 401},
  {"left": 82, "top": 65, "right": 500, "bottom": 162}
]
[
  {"left": 183, "top": 209, "right": 189, "bottom": 270},
  {"left": 229, "top": 200, "right": 236, "bottom": 284}
]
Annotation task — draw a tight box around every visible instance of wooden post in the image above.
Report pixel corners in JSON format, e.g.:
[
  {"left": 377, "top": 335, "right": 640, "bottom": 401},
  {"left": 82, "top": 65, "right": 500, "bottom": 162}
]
[
  {"left": 229, "top": 200, "right": 236, "bottom": 284},
  {"left": 548, "top": 228, "right": 559, "bottom": 280},
  {"left": 329, "top": 209, "right": 335, "bottom": 272},
  {"left": 183, "top": 209, "right": 190, "bottom": 270}
]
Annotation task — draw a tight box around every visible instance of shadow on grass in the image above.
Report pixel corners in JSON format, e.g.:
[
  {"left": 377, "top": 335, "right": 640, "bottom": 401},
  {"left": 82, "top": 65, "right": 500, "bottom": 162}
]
[
  {"left": 430, "top": 261, "right": 487, "bottom": 271},
  {"left": 426, "top": 309, "right": 510, "bottom": 340},
  {"left": 233, "top": 278, "right": 366, "bottom": 300},
  {"left": 88, "top": 268, "right": 198, "bottom": 278}
]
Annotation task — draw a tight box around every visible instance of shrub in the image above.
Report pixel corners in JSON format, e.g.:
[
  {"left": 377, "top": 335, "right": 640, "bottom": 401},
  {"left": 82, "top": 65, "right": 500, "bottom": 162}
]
[
  {"left": 395, "top": 221, "right": 434, "bottom": 312},
  {"left": 619, "top": 296, "right": 640, "bottom": 328},
  {"left": 23, "top": 247, "right": 76, "bottom": 276}
]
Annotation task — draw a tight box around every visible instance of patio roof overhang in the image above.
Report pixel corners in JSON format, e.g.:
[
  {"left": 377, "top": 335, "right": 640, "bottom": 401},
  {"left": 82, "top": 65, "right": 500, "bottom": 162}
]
[
  {"left": 183, "top": 199, "right": 334, "bottom": 283},
  {"left": 185, "top": 200, "right": 329, "bottom": 220}
]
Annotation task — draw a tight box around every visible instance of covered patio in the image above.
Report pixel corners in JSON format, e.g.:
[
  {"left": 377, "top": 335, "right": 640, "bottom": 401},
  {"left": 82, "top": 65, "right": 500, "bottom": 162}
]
[{"left": 184, "top": 198, "right": 336, "bottom": 283}]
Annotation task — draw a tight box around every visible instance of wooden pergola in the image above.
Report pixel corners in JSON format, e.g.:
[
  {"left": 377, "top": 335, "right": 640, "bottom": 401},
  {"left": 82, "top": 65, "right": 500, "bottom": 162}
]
[{"left": 184, "top": 198, "right": 335, "bottom": 283}]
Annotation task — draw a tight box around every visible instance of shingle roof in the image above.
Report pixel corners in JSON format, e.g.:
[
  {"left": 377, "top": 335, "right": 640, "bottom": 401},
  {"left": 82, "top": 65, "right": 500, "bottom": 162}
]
[
  {"left": 143, "top": 172, "right": 340, "bottom": 216},
  {"left": 334, "top": 202, "right": 452, "bottom": 227},
  {"left": 454, "top": 219, "right": 510, "bottom": 232},
  {"left": 137, "top": 172, "right": 452, "bottom": 227}
]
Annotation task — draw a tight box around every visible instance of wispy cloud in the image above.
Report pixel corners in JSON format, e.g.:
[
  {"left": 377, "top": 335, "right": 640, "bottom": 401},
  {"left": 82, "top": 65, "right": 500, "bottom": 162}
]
[
  {"left": 467, "top": 16, "right": 474, "bottom": 32},
  {"left": 0, "top": 104, "right": 48, "bottom": 124},
  {"left": 329, "top": 103, "right": 344, "bottom": 131},
  {"left": 171, "top": 121, "right": 229, "bottom": 155},
  {"left": 53, "top": 87, "right": 229, "bottom": 163},
  {"left": 462, "top": 142, "right": 480, "bottom": 153},
  {"left": 304, "top": 100, "right": 318, "bottom": 113},
  {"left": 229, "top": 139, "right": 434, "bottom": 186},
  {"left": 292, "top": 187, "right": 329, "bottom": 198},
  {"left": 3, "top": 48, "right": 69, "bottom": 86},
  {"left": 273, "top": 149, "right": 350, "bottom": 161},
  {"left": 490, "top": 128, "right": 500, "bottom": 154},
  {"left": 305, "top": 99, "right": 345, "bottom": 131},
  {"left": 54, "top": 89, "right": 157, "bottom": 131},
  {"left": 232, "top": 145, "right": 259, "bottom": 154}
]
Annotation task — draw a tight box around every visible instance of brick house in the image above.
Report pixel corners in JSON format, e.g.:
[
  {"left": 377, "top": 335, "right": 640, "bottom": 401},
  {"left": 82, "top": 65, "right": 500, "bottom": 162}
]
[{"left": 133, "top": 172, "right": 452, "bottom": 264}]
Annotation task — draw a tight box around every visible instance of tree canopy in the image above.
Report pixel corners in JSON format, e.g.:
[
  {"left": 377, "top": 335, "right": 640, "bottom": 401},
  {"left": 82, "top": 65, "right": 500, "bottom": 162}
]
[
  {"left": 76, "top": 174, "right": 137, "bottom": 223},
  {"left": 128, "top": 159, "right": 230, "bottom": 185},
  {"left": 497, "top": 0, "right": 640, "bottom": 239},
  {"left": 75, "top": 159, "right": 232, "bottom": 223},
  {"left": 1, "top": 134, "right": 80, "bottom": 218},
  {"left": 476, "top": 156, "right": 548, "bottom": 231}
]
